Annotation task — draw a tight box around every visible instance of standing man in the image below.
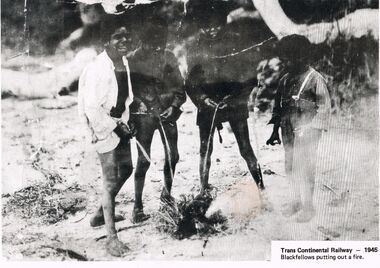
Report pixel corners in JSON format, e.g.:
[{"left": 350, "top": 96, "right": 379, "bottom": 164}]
[
  {"left": 267, "top": 34, "right": 331, "bottom": 222},
  {"left": 128, "top": 17, "right": 186, "bottom": 221},
  {"left": 185, "top": 1, "right": 265, "bottom": 196},
  {"left": 78, "top": 16, "right": 135, "bottom": 256}
]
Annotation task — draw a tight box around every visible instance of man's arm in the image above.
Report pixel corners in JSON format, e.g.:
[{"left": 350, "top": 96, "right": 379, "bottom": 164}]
[
  {"left": 266, "top": 75, "right": 285, "bottom": 145},
  {"left": 164, "top": 53, "right": 186, "bottom": 109},
  {"left": 185, "top": 64, "right": 210, "bottom": 108},
  {"left": 266, "top": 86, "right": 282, "bottom": 145},
  {"left": 79, "top": 65, "right": 117, "bottom": 141},
  {"left": 310, "top": 73, "right": 331, "bottom": 130},
  {"left": 268, "top": 75, "right": 285, "bottom": 126},
  {"left": 184, "top": 84, "right": 209, "bottom": 108}
]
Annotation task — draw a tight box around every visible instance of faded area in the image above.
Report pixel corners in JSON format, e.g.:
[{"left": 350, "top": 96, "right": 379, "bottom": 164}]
[
  {"left": 2, "top": 96, "right": 378, "bottom": 260},
  {"left": 1, "top": 0, "right": 379, "bottom": 261}
]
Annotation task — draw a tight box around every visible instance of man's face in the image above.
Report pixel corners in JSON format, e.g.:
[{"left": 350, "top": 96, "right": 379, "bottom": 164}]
[
  {"left": 280, "top": 55, "right": 293, "bottom": 68},
  {"left": 142, "top": 25, "right": 168, "bottom": 52},
  {"left": 108, "top": 27, "right": 133, "bottom": 56},
  {"left": 200, "top": 18, "right": 225, "bottom": 40},
  {"left": 280, "top": 54, "right": 303, "bottom": 71},
  {"left": 201, "top": 25, "right": 223, "bottom": 39}
]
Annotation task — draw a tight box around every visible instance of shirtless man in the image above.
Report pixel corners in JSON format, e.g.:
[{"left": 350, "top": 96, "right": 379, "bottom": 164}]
[
  {"left": 78, "top": 16, "right": 135, "bottom": 256},
  {"left": 267, "top": 34, "right": 331, "bottom": 222},
  {"left": 128, "top": 17, "right": 186, "bottom": 219},
  {"left": 185, "top": 1, "right": 264, "bottom": 195}
]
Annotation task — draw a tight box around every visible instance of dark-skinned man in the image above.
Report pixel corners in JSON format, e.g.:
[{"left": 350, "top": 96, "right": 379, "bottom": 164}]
[
  {"left": 184, "top": 0, "right": 265, "bottom": 196},
  {"left": 128, "top": 17, "right": 186, "bottom": 221},
  {"left": 267, "top": 34, "right": 331, "bottom": 222},
  {"left": 78, "top": 16, "right": 136, "bottom": 257}
]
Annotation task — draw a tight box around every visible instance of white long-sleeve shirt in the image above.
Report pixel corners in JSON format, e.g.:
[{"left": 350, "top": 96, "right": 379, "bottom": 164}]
[
  {"left": 78, "top": 51, "right": 134, "bottom": 153},
  {"left": 270, "top": 66, "right": 331, "bottom": 131}
]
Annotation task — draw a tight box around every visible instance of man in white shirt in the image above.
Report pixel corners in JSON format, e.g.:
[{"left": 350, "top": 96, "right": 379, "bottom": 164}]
[{"left": 78, "top": 15, "right": 135, "bottom": 257}]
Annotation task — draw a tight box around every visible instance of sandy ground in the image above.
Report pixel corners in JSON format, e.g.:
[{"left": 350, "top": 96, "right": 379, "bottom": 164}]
[{"left": 1, "top": 95, "right": 379, "bottom": 261}]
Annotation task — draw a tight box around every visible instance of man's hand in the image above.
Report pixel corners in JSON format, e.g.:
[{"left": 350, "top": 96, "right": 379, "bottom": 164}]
[
  {"left": 137, "top": 102, "right": 148, "bottom": 113},
  {"left": 128, "top": 121, "right": 137, "bottom": 137},
  {"left": 218, "top": 101, "right": 228, "bottom": 110},
  {"left": 114, "top": 122, "right": 134, "bottom": 140},
  {"left": 294, "top": 124, "right": 311, "bottom": 137},
  {"left": 160, "top": 106, "right": 174, "bottom": 119},
  {"left": 266, "top": 131, "right": 281, "bottom": 145},
  {"left": 204, "top": 98, "right": 218, "bottom": 108}
]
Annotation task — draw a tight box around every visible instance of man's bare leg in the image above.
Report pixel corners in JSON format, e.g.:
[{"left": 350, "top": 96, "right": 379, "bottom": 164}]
[
  {"left": 90, "top": 178, "right": 129, "bottom": 227},
  {"left": 102, "top": 180, "right": 129, "bottom": 257},
  {"left": 98, "top": 146, "right": 131, "bottom": 257},
  {"left": 281, "top": 122, "right": 302, "bottom": 216},
  {"left": 90, "top": 170, "right": 131, "bottom": 226},
  {"left": 282, "top": 158, "right": 302, "bottom": 217},
  {"left": 229, "top": 119, "right": 264, "bottom": 190},
  {"left": 282, "top": 199, "right": 302, "bottom": 217},
  {"left": 199, "top": 124, "right": 215, "bottom": 196},
  {"left": 91, "top": 142, "right": 133, "bottom": 227},
  {"left": 133, "top": 154, "right": 151, "bottom": 223},
  {"left": 295, "top": 129, "right": 321, "bottom": 222},
  {"left": 133, "top": 116, "right": 155, "bottom": 223},
  {"left": 158, "top": 122, "right": 179, "bottom": 204},
  {"left": 296, "top": 174, "right": 315, "bottom": 222}
]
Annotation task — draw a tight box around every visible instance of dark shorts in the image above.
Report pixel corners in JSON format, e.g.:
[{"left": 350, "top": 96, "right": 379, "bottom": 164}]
[
  {"left": 197, "top": 106, "right": 249, "bottom": 126},
  {"left": 196, "top": 83, "right": 251, "bottom": 126},
  {"left": 98, "top": 140, "right": 132, "bottom": 179}
]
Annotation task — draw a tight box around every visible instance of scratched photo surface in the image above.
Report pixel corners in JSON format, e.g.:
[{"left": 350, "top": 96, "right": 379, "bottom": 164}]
[{"left": 1, "top": 0, "right": 379, "bottom": 261}]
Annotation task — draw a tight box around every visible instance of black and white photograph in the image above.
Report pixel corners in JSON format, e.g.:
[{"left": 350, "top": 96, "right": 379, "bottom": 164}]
[{"left": 1, "top": 0, "right": 379, "bottom": 262}]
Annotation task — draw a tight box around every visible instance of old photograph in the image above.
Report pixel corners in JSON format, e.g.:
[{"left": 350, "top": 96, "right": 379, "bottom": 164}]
[{"left": 1, "top": 0, "right": 379, "bottom": 261}]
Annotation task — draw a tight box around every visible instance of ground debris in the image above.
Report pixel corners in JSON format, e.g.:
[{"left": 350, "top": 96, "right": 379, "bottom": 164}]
[
  {"left": 328, "top": 191, "right": 349, "bottom": 207},
  {"left": 36, "top": 96, "right": 77, "bottom": 110},
  {"left": 2, "top": 174, "right": 86, "bottom": 224},
  {"left": 94, "top": 223, "right": 148, "bottom": 241},
  {"left": 263, "top": 169, "right": 276, "bottom": 175},
  {"left": 317, "top": 226, "right": 341, "bottom": 238},
  {"left": 155, "top": 194, "right": 228, "bottom": 240},
  {"left": 2, "top": 232, "right": 45, "bottom": 246},
  {"left": 41, "top": 245, "right": 88, "bottom": 261}
]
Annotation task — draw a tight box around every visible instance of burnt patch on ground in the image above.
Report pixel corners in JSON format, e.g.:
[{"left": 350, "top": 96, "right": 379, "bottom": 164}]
[{"left": 155, "top": 194, "right": 228, "bottom": 239}]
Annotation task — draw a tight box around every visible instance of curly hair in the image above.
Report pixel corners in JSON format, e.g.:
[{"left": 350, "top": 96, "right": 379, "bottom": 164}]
[
  {"left": 276, "top": 34, "right": 312, "bottom": 62},
  {"left": 100, "top": 14, "right": 127, "bottom": 44}
]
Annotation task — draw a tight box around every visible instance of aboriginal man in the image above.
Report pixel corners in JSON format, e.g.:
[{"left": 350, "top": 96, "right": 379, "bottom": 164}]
[
  {"left": 267, "top": 34, "right": 331, "bottom": 222},
  {"left": 78, "top": 16, "right": 135, "bottom": 256}
]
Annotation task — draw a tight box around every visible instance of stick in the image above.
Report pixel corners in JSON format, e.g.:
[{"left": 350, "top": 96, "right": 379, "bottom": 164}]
[
  {"left": 201, "top": 104, "right": 220, "bottom": 179},
  {"left": 94, "top": 223, "right": 148, "bottom": 241},
  {"left": 41, "top": 246, "right": 88, "bottom": 261},
  {"left": 135, "top": 139, "right": 152, "bottom": 163},
  {"left": 71, "top": 210, "right": 88, "bottom": 223},
  {"left": 158, "top": 118, "right": 174, "bottom": 181},
  {"left": 211, "top": 37, "right": 275, "bottom": 59},
  {"left": 322, "top": 184, "right": 338, "bottom": 195}
]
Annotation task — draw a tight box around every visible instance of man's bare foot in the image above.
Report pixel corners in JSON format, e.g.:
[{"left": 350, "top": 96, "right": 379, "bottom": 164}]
[
  {"left": 90, "top": 214, "right": 125, "bottom": 227},
  {"left": 252, "top": 164, "right": 265, "bottom": 190},
  {"left": 296, "top": 207, "right": 315, "bottom": 223},
  {"left": 160, "top": 191, "right": 175, "bottom": 207},
  {"left": 195, "top": 188, "right": 212, "bottom": 200},
  {"left": 282, "top": 201, "right": 302, "bottom": 217},
  {"left": 196, "top": 183, "right": 215, "bottom": 199},
  {"left": 105, "top": 235, "right": 130, "bottom": 257},
  {"left": 204, "top": 183, "right": 215, "bottom": 191},
  {"left": 132, "top": 208, "right": 150, "bottom": 224}
]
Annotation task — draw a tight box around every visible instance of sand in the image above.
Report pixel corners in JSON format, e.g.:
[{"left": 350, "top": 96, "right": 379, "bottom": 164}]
[{"left": 1, "top": 96, "right": 378, "bottom": 260}]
